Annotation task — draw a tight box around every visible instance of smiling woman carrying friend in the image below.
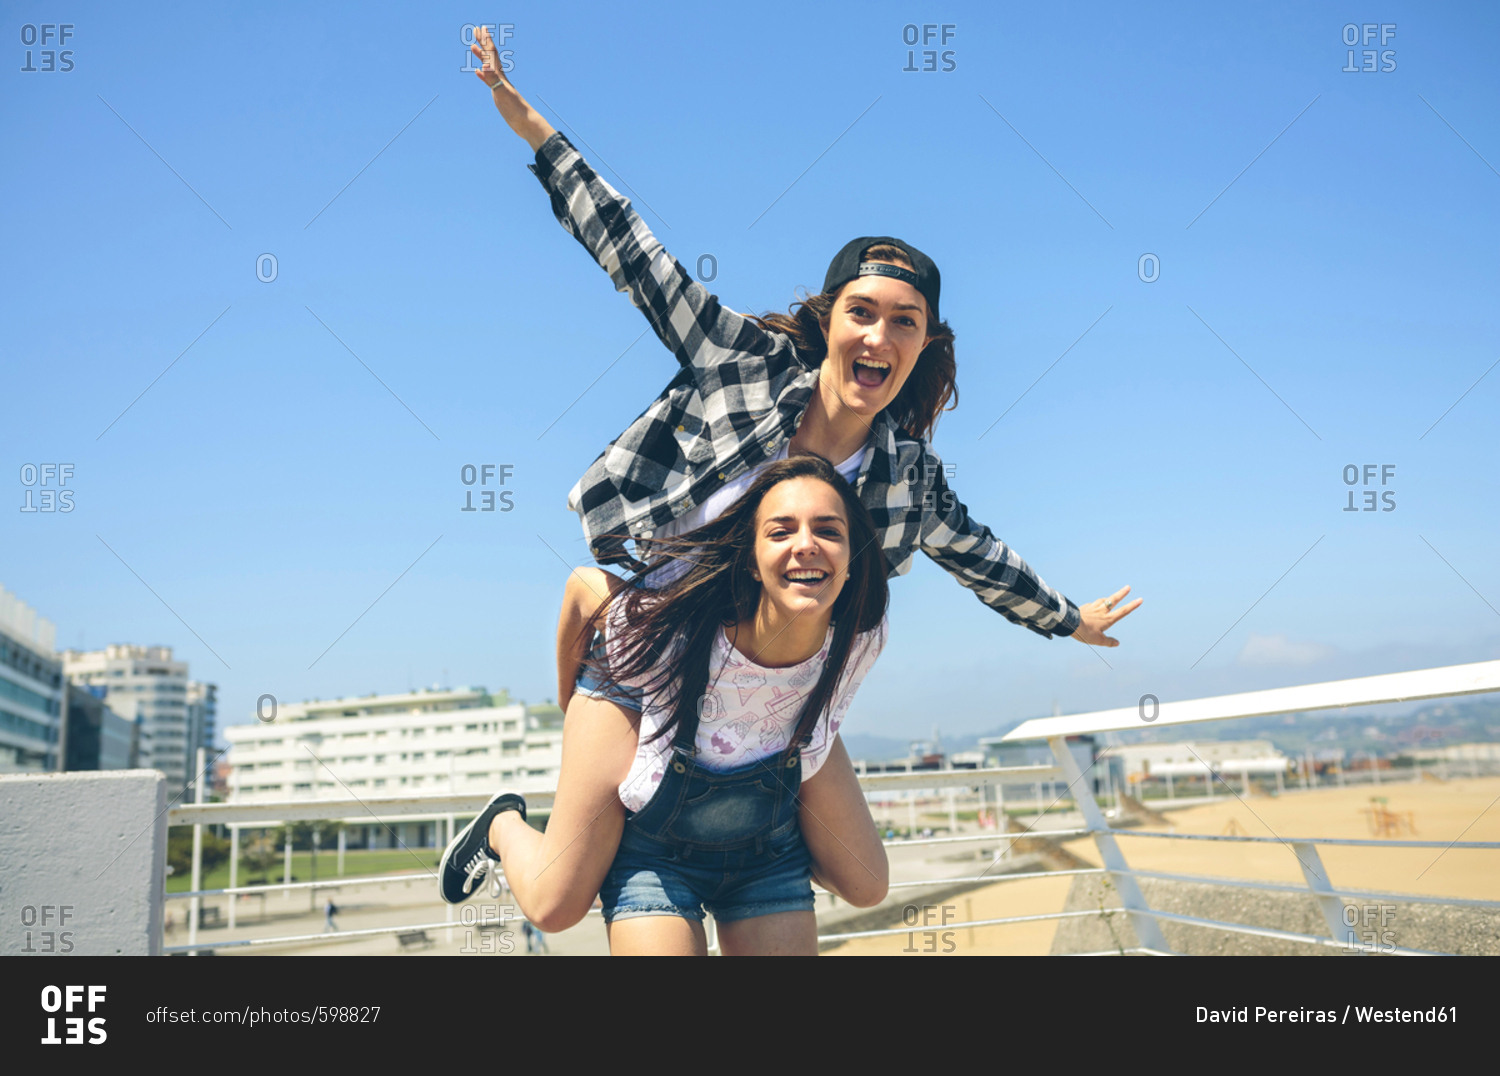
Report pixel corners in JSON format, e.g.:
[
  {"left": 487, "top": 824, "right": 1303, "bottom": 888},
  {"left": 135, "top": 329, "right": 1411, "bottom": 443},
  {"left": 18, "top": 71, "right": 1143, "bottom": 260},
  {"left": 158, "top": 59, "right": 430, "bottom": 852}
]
[{"left": 436, "top": 27, "right": 1142, "bottom": 952}]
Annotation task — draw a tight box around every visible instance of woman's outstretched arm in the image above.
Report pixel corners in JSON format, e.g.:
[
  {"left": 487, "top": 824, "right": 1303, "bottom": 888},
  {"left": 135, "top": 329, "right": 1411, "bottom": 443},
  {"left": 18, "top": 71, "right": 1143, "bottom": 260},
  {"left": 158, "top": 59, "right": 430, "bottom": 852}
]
[
  {"left": 912, "top": 445, "right": 1141, "bottom": 643},
  {"left": 471, "top": 29, "right": 789, "bottom": 381},
  {"left": 471, "top": 26, "right": 554, "bottom": 150}
]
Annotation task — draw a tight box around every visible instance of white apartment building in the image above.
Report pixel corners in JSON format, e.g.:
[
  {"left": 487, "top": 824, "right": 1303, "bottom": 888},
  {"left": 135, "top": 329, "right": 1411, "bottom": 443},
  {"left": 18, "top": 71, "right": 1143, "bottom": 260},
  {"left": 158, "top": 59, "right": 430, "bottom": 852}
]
[
  {"left": 64, "top": 644, "right": 193, "bottom": 793},
  {"left": 223, "top": 687, "right": 564, "bottom": 849},
  {"left": 1098, "top": 739, "right": 1291, "bottom": 780},
  {"left": 0, "top": 584, "right": 62, "bottom": 773}
]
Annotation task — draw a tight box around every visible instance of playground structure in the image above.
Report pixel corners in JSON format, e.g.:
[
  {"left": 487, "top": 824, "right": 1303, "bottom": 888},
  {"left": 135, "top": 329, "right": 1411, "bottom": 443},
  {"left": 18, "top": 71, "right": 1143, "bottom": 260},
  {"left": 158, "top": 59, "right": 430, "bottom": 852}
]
[{"left": 1360, "top": 796, "right": 1418, "bottom": 838}]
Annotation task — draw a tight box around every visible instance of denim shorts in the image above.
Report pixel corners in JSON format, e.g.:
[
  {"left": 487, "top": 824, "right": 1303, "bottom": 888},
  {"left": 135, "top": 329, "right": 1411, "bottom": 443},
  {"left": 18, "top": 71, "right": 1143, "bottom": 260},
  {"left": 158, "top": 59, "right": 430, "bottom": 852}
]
[
  {"left": 598, "top": 821, "right": 815, "bottom": 924},
  {"left": 572, "top": 631, "right": 644, "bottom": 714}
]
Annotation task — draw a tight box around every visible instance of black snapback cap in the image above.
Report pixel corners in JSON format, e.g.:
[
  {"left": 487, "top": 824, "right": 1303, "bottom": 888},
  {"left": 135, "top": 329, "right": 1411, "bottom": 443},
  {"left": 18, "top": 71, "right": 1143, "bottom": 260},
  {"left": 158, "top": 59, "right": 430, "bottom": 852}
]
[{"left": 822, "top": 236, "right": 941, "bottom": 323}]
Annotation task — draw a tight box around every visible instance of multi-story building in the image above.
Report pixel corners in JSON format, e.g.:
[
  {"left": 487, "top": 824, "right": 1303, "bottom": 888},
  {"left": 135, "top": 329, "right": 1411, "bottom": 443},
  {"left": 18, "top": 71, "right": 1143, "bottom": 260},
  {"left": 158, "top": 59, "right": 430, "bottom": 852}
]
[
  {"left": 63, "top": 645, "right": 193, "bottom": 794},
  {"left": 223, "top": 687, "right": 564, "bottom": 849},
  {"left": 186, "top": 679, "right": 217, "bottom": 754},
  {"left": 0, "top": 584, "right": 63, "bottom": 773},
  {"left": 64, "top": 683, "right": 136, "bottom": 771}
]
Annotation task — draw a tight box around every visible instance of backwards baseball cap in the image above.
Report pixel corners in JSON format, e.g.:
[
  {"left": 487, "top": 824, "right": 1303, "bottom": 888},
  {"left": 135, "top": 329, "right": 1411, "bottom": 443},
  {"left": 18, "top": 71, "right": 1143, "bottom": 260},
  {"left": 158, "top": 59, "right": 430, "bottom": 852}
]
[{"left": 823, "top": 235, "right": 941, "bottom": 324}]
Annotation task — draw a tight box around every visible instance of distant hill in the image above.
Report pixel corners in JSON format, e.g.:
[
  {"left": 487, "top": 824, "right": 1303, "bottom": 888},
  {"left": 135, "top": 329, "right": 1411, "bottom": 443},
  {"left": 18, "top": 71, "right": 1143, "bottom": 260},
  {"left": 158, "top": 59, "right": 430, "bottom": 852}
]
[
  {"left": 1105, "top": 696, "right": 1500, "bottom": 757},
  {"left": 844, "top": 696, "right": 1500, "bottom": 762}
]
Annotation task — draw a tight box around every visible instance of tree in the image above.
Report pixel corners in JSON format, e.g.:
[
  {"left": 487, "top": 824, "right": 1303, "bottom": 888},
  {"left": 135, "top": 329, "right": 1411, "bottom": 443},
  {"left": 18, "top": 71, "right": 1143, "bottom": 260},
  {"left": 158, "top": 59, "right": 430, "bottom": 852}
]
[{"left": 167, "top": 828, "right": 230, "bottom": 877}]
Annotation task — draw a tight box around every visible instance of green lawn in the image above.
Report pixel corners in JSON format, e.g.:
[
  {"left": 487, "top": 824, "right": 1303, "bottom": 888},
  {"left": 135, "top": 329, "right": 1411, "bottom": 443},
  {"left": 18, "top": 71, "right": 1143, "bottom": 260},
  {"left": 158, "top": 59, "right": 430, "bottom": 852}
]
[{"left": 165, "top": 848, "right": 441, "bottom": 893}]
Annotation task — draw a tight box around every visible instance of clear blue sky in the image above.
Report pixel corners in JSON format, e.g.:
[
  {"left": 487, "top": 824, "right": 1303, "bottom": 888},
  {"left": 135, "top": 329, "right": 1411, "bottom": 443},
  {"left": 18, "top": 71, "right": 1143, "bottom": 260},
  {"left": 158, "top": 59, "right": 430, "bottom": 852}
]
[{"left": 5, "top": 1, "right": 1498, "bottom": 745}]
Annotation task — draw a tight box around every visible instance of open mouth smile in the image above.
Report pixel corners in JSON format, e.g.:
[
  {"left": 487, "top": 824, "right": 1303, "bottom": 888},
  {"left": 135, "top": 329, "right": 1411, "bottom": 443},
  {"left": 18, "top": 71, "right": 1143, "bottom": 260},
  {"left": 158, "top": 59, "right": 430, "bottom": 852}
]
[
  {"left": 852, "top": 356, "right": 891, "bottom": 388},
  {"left": 783, "top": 568, "right": 829, "bottom": 585}
]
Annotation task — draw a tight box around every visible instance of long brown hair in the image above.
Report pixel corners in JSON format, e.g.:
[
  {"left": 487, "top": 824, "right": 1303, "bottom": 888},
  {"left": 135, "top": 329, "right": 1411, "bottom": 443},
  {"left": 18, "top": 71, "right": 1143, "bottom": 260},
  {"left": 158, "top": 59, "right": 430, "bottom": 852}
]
[
  {"left": 585, "top": 455, "right": 889, "bottom": 751},
  {"left": 747, "top": 243, "right": 959, "bottom": 441}
]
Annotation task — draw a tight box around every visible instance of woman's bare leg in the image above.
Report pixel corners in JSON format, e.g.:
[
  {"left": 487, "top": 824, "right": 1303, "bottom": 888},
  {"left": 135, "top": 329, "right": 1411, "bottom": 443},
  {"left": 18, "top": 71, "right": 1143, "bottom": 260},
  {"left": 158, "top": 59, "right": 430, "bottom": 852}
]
[
  {"left": 606, "top": 915, "right": 707, "bottom": 956},
  {"left": 555, "top": 567, "right": 625, "bottom": 709},
  {"left": 716, "top": 911, "right": 817, "bottom": 956},
  {"left": 487, "top": 692, "right": 636, "bottom": 933},
  {"left": 798, "top": 735, "right": 889, "bottom": 907}
]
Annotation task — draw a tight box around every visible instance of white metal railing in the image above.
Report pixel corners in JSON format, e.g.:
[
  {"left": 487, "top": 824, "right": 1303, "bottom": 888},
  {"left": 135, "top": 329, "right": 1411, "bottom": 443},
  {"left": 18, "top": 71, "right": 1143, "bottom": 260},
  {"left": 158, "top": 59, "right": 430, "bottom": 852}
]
[
  {"left": 164, "top": 658, "right": 1499, "bottom": 955},
  {"left": 997, "top": 657, "right": 1500, "bottom": 956}
]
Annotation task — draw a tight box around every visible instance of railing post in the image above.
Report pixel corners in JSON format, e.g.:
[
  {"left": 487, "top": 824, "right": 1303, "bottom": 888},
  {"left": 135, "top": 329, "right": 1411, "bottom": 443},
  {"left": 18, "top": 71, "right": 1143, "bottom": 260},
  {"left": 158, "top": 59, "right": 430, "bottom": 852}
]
[
  {"left": 189, "top": 746, "right": 205, "bottom": 956},
  {"left": 228, "top": 824, "right": 239, "bottom": 930},
  {"left": 1048, "top": 736, "right": 1172, "bottom": 954},
  {"left": 1291, "top": 841, "right": 1357, "bottom": 949}
]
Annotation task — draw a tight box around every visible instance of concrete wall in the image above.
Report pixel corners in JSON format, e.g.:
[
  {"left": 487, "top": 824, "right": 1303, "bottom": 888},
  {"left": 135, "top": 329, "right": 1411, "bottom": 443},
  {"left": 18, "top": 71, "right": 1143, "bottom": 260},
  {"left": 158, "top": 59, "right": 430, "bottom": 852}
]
[
  {"left": 0, "top": 769, "right": 166, "bottom": 955},
  {"left": 1049, "top": 874, "right": 1500, "bottom": 956}
]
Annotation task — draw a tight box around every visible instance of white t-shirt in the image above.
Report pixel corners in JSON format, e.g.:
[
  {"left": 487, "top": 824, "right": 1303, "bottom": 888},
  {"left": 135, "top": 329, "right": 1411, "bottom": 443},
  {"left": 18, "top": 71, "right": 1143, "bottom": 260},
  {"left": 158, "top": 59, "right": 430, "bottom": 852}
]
[{"left": 605, "top": 605, "right": 888, "bottom": 812}]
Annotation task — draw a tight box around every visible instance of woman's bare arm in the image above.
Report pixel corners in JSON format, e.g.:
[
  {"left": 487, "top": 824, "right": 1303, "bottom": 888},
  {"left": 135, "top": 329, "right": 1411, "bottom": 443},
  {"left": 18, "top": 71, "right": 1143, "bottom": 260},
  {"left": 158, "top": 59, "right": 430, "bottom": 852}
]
[{"left": 471, "top": 25, "right": 555, "bottom": 151}]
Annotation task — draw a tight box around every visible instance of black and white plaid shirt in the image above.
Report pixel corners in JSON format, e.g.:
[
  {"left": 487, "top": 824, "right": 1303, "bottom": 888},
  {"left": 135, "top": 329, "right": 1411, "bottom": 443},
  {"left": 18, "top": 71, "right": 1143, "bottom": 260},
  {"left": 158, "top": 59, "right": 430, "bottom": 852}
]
[{"left": 528, "top": 132, "right": 1080, "bottom": 639}]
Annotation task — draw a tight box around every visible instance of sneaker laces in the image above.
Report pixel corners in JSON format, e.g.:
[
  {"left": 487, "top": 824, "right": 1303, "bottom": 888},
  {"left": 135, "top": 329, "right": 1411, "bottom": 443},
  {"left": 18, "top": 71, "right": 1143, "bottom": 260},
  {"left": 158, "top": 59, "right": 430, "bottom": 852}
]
[{"left": 461, "top": 849, "right": 493, "bottom": 896}]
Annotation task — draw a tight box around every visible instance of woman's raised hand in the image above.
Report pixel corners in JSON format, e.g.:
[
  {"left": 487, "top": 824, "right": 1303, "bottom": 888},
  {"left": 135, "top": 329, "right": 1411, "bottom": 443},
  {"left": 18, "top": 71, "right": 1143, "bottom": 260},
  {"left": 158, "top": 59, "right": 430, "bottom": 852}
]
[
  {"left": 1073, "top": 585, "right": 1142, "bottom": 648},
  {"left": 470, "top": 25, "right": 555, "bottom": 152}
]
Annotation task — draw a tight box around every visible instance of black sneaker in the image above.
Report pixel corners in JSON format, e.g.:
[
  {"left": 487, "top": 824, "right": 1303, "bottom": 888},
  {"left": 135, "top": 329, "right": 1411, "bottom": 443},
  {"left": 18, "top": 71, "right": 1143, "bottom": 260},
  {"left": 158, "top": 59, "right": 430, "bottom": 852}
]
[{"left": 438, "top": 792, "right": 526, "bottom": 904}]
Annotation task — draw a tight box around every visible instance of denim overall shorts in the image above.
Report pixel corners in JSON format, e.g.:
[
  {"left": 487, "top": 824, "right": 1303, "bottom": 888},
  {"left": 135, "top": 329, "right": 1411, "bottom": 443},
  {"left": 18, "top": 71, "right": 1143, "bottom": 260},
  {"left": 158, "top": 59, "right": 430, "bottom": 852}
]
[
  {"left": 598, "top": 723, "right": 816, "bottom": 925},
  {"left": 572, "top": 630, "right": 645, "bottom": 713}
]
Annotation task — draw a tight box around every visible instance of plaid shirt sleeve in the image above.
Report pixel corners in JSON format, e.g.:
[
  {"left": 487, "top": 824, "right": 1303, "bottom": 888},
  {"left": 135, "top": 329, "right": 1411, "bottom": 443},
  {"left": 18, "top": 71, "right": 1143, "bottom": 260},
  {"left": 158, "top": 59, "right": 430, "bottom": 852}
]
[
  {"left": 916, "top": 452, "right": 1082, "bottom": 639},
  {"left": 527, "top": 131, "right": 788, "bottom": 379}
]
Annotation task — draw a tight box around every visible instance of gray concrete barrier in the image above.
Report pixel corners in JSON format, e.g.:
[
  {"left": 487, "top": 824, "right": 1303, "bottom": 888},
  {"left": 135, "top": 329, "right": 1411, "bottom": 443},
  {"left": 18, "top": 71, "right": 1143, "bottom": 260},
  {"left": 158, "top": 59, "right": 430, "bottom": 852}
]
[{"left": 0, "top": 769, "right": 167, "bottom": 955}]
